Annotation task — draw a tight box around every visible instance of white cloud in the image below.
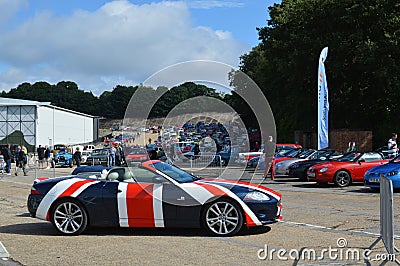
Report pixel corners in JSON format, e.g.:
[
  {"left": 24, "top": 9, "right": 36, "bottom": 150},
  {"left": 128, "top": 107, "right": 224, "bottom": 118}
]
[
  {"left": 0, "top": 0, "right": 28, "bottom": 26},
  {"left": 0, "top": 0, "right": 249, "bottom": 95},
  {"left": 186, "top": 0, "right": 244, "bottom": 9}
]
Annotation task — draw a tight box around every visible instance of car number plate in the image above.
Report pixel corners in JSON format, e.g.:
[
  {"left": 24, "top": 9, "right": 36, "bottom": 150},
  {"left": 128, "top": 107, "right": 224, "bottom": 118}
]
[
  {"left": 308, "top": 172, "right": 316, "bottom": 178},
  {"left": 369, "top": 178, "right": 380, "bottom": 183}
]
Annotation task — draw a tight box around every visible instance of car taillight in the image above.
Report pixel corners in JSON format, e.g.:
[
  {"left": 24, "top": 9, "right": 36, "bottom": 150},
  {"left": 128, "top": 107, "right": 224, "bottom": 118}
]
[{"left": 31, "top": 187, "right": 41, "bottom": 195}]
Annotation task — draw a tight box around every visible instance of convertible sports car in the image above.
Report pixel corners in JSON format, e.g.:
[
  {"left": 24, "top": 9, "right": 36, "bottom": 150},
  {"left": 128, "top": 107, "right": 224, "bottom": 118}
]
[
  {"left": 274, "top": 149, "right": 317, "bottom": 176},
  {"left": 287, "top": 149, "right": 342, "bottom": 180},
  {"left": 364, "top": 155, "right": 400, "bottom": 190},
  {"left": 307, "top": 151, "right": 388, "bottom": 187},
  {"left": 27, "top": 160, "right": 282, "bottom": 236}
]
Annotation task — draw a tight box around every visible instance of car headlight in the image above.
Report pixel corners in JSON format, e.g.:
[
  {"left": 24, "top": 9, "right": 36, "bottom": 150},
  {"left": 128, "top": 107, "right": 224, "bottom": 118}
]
[
  {"left": 387, "top": 171, "right": 398, "bottom": 177},
  {"left": 243, "top": 191, "right": 270, "bottom": 201},
  {"left": 320, "top": 167, "right": 328, "bottom": 173}
]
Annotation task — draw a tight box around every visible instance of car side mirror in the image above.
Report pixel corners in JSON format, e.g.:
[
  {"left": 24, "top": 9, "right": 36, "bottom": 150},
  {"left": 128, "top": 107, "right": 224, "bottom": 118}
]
[
  {"left": 152, "top": 175, "right": 168, "bottom": 184},
  {"left": 358, "top": 158, "right": 366, "bottom": 164}
]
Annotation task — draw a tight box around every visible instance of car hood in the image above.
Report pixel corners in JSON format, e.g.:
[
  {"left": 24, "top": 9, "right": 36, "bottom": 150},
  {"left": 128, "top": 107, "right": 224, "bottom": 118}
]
[
  {"left": 197, "top": 179, "right": 281, "bottom": 201},
  {"left": 368, "top": 162, "right": 400, "bottom": 174}
]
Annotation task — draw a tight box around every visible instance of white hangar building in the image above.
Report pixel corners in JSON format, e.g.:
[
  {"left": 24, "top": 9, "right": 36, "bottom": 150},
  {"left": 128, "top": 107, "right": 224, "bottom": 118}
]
[{"left": 0, "top": 97, "right": 100, "bottom": 151}]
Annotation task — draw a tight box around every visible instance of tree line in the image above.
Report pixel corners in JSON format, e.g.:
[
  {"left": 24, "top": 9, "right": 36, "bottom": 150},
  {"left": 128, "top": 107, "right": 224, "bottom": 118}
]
[
  {"left": 230, "top": 0, "right": 400, "bottom": 148},
  {"left": 0, "top": 81, "right": 223, "bottom": 120}
]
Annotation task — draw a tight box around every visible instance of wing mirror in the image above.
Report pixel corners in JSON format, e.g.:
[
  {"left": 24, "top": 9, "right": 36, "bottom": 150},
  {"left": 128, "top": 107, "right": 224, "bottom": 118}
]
[{"left": 358, "top": 158, "right": 366, "bottom": 164}]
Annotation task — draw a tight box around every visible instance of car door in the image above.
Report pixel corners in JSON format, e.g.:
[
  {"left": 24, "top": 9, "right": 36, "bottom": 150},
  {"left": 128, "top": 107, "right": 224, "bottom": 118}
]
[
  {"left": 100, "top": 167, "right": 162, "bottom": 227},
  {"left": 351, "top": 154, "right": 385, "bottom": 181},
  {"left": 131, "top": 166, "right": 202, "bottom": 228}
]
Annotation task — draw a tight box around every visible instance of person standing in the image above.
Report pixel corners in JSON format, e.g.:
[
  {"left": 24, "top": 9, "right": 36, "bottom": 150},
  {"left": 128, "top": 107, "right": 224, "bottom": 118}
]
[
  {"left": 264, "top": 136, "right": 276, "bottom": 180},
  {"left": 2, "top": 144, "right": 12, "bottom": 175},
  {"left": 193, "top": 143, "right": 200, "bottom": 158},
  {"left": 388, "top": 133, "right": 398, "bottom": 158},
  {"left": 15, "top": 146, "right": 27, "bottom": 176},
  {"left": 37, "top": 145, "right": 45, "bottom": 169},
  {"left": 345, "top": 141, "right": 356, "bottom": 153},
  {"left": 73, "top": 147, "right": 82, "bottom": 167},
  {"left": 109, "top": 145, "right": 116, "bottom": 167},
  {"left": 44, "top": 145, "right": 51, "bottom": 169}
]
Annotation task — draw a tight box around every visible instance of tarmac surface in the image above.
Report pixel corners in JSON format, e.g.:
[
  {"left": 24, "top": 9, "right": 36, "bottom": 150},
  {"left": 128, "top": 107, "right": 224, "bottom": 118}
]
[{"left": 1, "top": 162, "right": 400, "bottom": 265}]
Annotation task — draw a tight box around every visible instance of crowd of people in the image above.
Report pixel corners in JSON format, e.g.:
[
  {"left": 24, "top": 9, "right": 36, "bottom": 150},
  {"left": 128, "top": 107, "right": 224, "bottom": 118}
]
[{"left": 0, "top": 144, "right": 28, "bottom": 176}]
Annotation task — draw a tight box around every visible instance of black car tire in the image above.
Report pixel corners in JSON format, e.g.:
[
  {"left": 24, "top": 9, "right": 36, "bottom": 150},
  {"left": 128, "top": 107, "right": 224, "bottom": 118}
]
[
  {"left": 69, "top": 160, "right": 73, "bottom": 168},
  {"left": 334, "top": 170, "right": 352, "bottom": 187},
  {"left": 299, "top": 168, "right": 310, "bottom": 181},
  {"left": 202, "top": 198, "right": 243, "bottom": 236},
  {"left": 50, "top": 198, "right": 88, "bottom": 235}
]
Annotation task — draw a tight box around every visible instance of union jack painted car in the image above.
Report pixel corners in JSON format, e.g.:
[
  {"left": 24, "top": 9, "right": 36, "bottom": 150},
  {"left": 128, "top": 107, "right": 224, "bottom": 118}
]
[{"left": 27, "top": 160, "right": 282, "bottom": 236}]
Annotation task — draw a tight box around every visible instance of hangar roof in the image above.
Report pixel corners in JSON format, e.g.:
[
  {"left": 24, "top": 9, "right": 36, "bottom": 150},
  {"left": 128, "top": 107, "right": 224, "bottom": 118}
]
[
  {"left": 0, "top": 97, "right": 50, "bottom": 106},
  {"left": 0, "top": 97, "right": 99, "bottom": 118}
]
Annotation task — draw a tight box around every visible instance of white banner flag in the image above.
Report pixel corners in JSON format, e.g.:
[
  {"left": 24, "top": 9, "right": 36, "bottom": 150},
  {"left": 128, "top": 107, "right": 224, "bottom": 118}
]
[{"left": 318, "top": 47, "right": 329, "bottom": 149}]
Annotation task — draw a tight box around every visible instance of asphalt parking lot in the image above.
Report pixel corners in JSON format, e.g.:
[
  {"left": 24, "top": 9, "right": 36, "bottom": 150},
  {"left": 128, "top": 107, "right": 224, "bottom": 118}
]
[{"left": 0, "top": 165, "right": 399, "bottom": 265}]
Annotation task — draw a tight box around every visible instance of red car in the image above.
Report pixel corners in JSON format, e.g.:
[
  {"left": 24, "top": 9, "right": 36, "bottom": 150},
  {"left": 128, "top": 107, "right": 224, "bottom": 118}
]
[
  {"left": 307, "top": 151, "right": 389, "bottom": 187},
  {"left": 126, "top": 148, "right": 149, "bottom": 163}
]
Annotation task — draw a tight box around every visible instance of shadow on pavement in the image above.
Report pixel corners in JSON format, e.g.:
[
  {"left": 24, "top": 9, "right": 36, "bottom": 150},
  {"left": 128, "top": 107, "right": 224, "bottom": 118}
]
[{"left": 0, "top": 222, "right": 272, "bottom": 237}]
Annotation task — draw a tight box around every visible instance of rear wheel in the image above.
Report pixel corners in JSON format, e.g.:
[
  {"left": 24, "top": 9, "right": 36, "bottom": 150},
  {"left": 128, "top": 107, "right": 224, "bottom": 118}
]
[
  {"left": 202, "top": 198, "right": 243, "bottom": 236},
  {"left": 334, "top": 170, "right": 352, "bottom": 187},
  {"left": 51, "top": 198, "right": 88, "bottom": 235}
]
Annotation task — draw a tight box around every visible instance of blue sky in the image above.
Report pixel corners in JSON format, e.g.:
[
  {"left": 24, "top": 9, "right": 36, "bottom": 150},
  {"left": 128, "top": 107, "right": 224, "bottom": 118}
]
[{"left": 0, "top": 0, "right": 280, "bottom": 95}]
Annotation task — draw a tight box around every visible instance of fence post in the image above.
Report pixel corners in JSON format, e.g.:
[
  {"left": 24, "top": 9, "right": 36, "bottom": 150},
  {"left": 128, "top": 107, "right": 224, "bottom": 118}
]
[{"left": 368, "top": 174, "right": 399, "bottom": 263}]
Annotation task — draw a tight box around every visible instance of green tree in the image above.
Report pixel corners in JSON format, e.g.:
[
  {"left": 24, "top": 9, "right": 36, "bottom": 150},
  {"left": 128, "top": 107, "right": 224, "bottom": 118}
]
[{"left": 234, "top": 0, "right": 400, "bottom": 146}]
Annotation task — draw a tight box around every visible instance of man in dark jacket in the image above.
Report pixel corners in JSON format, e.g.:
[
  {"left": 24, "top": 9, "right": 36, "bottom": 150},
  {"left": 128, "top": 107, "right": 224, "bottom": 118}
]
[
  {"left": 15, "top": 146, "right": 27, "bottom": 176},
  {"left": 2, "top": 144, "right": 12, "bottom": 175},
  {"left": 73, "top": 147, "right": 82, "bottom": 167}
]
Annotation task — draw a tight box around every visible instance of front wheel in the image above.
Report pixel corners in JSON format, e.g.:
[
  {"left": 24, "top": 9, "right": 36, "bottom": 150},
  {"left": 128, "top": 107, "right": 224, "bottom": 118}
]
[
  {"left": 334, "top": 170, "right": 352, "bottom": 187},
  {"left": 51, "top": 198, "right": 88, "bottom": 235},
  {"left": 202, "top": 198, "right": 243, "bottom": 236}
]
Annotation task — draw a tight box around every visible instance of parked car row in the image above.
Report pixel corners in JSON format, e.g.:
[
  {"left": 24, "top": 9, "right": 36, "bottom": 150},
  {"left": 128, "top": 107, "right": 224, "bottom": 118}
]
[{"left": 252, "top": 147, "right": 396, "bottom": 189}]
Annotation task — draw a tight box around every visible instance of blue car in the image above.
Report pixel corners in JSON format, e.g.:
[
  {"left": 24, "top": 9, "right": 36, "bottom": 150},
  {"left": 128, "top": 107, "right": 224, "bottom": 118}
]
[
  {"left": 364, "top": 156, "right": 400, "bottom": 190},
  {"left": 54, "top": 148, "right": 74, "bottom": 167}
]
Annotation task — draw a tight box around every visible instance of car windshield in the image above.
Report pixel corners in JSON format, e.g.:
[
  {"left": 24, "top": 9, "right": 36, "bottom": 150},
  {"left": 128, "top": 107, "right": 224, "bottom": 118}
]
[
  {"left": 298, "top": 150, "right": 315, "bottom": 159},
  {"left": 150, "top": 162, "right": 200, "bottom": 183},
  {"left": 282, "top": 149, "right": 302, "bottom": 157},
  {"left": 337, "top": 152, "right": 362, "bottom": 162},
  {"left": 76, "top": 172, "right": 102, "bottom": 179},
  {"left": 310, "top": 150, "right": 332, "bottom": 160}
]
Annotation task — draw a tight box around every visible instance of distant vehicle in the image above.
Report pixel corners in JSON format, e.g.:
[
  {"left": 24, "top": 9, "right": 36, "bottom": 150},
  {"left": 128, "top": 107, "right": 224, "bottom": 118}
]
[
  {"left": 86, "top": 148, "right": 110, "bottom": 166},
  {"left": 288, "top": 149, "right": 343, "bottom": 180},
  {"left": 125, "top": 148, "right": 149, "bottom": 164},
  {"left": 307, "top": 151, "right": 389, "bottom": 187},
  {"left": 83, "top": 145, "right": 95, "bottom": 152},
  {"left": 274, "top": 149, "right": 317, "bottom": 176},
  {"left": 53, "top": 148, "right": 74, "bottom": 167},
  {"left": 216, "top": 145, "right": 240, "bottom": 166},
  {"left": 81, "top": 151, "right": 91, "bottom": 164},
  {"left": 275, "top": 144, "right": 303, "bottom": 154}
]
